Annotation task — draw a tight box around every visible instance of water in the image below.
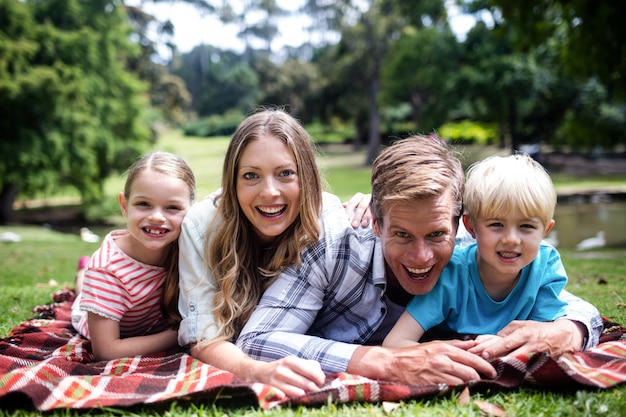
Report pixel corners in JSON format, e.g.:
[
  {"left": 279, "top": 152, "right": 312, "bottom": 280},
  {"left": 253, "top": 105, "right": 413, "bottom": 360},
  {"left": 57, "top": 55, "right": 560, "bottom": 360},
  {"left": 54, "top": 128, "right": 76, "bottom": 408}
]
[{"left": 553, "top": 195, "right": 626, "bottom": 249}]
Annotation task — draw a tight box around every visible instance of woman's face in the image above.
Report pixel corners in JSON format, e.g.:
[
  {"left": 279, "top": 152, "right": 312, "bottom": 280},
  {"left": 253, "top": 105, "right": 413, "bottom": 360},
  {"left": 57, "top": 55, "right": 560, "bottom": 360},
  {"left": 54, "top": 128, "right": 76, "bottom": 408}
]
[{"left": 236, "top": 135, "right": 301, "bottom": 244}]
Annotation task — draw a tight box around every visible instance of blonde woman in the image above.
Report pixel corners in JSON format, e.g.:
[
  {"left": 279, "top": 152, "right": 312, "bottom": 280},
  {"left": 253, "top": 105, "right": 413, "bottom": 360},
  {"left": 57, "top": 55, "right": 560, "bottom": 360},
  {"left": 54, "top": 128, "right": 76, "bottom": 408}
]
[{"left": 178, "top": 109, "right": 370, "bottom": 398}]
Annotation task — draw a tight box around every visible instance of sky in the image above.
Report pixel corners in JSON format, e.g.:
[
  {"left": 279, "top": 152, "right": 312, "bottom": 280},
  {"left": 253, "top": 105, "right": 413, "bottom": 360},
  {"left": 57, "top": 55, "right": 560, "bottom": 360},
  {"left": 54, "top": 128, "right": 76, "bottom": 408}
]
[{"left": 127, "top": 0, "right": 478, "bottom": 58}]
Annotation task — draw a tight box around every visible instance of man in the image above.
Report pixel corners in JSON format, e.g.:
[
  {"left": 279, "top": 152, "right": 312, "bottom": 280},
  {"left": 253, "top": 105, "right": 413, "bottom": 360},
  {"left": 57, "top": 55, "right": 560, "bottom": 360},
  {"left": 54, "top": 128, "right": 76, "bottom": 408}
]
[{"left": 237, "top": 136, "right": 602, "bottom": 386}]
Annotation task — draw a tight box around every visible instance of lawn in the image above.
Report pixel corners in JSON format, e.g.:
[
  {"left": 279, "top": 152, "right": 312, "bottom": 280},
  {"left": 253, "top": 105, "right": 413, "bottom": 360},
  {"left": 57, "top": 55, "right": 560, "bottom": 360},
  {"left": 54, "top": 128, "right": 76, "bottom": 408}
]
[{"left": 1, "top": 130, "right": 626, "bottom": 416}]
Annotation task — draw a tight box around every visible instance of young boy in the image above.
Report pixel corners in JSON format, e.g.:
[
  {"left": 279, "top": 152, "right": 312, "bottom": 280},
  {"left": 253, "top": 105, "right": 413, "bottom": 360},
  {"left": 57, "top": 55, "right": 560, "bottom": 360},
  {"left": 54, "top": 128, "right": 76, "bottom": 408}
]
[{"left": 383, "top": 153, "right": 568, "bottom": 350}]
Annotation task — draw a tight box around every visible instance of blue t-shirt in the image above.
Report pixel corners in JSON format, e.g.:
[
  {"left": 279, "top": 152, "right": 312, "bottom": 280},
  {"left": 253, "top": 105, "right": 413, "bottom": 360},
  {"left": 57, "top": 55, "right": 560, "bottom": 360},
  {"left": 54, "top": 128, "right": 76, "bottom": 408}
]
[{"left": 406, "top": 243, "right": 568, "bottom": 335}]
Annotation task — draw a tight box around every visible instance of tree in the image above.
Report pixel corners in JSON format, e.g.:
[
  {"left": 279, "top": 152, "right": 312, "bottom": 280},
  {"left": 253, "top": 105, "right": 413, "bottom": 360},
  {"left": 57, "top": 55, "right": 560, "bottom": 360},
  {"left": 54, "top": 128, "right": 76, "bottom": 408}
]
[
  {"left": 382, "top": 26, "right": 461, "bottom": 133},
  {"left": 467, "top": 0, "right": 626, "bottom": 100},
  {"left": 0, "top": 0, "right": 152, "bottom": 224}
]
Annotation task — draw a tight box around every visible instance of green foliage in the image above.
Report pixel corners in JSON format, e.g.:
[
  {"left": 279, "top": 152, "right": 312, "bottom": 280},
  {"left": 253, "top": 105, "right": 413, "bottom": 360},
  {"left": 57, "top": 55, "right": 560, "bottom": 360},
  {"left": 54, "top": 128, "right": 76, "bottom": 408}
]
[
  {"left": 305, "top": 119, "right": 356, "bottom": 144},
  {"left": 382, "top": 26, "right": 462, "bottom": 132},
  {"left": 0, "top": 0, "right": 152, "bottom": 222},
  {"left": 183, "top": 111, "right": 245, "bottom": 137},
  {"left": 555, "top": 78, "right": 626, "bottom": 152},
  {"left": 437, "top": 120, "right": 498, "bottom": 145},
  {"left": 172, "top": 45, "right": 260, "bottom": 117}
]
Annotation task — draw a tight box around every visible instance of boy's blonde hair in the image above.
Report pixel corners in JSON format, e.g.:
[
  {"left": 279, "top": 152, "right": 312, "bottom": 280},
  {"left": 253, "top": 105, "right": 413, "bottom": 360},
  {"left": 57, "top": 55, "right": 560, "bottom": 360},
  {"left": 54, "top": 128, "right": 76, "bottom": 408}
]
[{"left": 464, "top": 153, "right": 556, "bottom": 227}]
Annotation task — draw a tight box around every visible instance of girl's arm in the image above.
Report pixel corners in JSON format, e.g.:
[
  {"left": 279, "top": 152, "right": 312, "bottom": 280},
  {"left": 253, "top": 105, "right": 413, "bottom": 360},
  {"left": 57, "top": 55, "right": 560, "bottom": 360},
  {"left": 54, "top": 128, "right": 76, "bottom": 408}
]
[
  {"left": 190, "top": 340, "right": 325, "bottom": 399},
  {"left": 88, "top": 312, "right": 178, "bottom": 361},
  {"left": 382, "top": 310, "right": 426, "bottom": 348}
]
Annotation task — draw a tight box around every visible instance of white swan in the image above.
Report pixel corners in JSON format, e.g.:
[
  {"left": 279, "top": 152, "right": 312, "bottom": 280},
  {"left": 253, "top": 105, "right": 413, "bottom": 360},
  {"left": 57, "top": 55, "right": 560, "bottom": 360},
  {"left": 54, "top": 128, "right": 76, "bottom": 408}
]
[
  {"left": 575, "top": 231, "right": 606, "bottom": 251},
  {"left": 80, "top": 227, "right": 100, "bottom": 243}
]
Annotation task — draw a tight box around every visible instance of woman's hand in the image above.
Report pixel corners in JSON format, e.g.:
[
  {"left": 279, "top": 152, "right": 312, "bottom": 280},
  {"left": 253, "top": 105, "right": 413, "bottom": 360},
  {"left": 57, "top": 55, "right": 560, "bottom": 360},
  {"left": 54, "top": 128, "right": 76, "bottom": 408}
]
[{"left": 247, "top": 356, "right": 326, "bottom": 398}]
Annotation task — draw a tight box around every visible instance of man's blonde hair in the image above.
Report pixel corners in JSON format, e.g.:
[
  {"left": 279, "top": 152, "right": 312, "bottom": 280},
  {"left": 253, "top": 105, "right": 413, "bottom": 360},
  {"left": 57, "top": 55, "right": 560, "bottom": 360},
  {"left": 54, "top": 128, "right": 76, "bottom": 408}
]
[
  {"left": 371, "top": 135, "right": 464, "bottom": 225},
  {"left": 464, "top": 153, "right": 556, "bottom": 227}
]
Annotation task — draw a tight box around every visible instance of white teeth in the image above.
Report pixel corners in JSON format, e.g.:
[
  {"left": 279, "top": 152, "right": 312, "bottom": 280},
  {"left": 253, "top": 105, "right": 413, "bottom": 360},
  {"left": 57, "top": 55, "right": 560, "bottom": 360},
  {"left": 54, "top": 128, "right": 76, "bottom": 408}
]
[
  {"left": 407, "top": 266, "right": 431, "bottom": 274},
  {"left": 499, "top": 252, "right": 518, "bottom": 258},
  {"left": 259, "top": 205, "right": 285, "bottom": 214}
]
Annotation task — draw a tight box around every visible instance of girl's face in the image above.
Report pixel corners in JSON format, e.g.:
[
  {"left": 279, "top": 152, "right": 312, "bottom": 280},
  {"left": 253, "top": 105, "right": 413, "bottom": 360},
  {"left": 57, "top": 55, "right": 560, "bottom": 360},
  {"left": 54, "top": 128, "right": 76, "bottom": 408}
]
[
  {"left": 118, "top": 170, "right": 192, "bottom": 265},
  {"left": 236, "top": 135, "right": 301, "bottom": 244}
]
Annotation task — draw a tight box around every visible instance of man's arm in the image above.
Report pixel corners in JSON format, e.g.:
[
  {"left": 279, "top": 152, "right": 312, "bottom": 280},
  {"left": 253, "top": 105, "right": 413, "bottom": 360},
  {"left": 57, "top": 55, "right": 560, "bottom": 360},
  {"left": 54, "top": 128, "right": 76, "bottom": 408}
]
[{"left": 470, "top": 290, "right": 603, "bottom": 359}]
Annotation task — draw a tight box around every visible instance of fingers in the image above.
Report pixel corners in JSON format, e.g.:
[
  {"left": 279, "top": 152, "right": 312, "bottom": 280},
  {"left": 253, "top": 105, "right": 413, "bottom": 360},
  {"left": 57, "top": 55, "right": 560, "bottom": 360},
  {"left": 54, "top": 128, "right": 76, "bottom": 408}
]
[
  {"left": 342, "top": 193, "right": 372, "bottom": 228},
  {"left": 263, "top": 357, "right": 325, "bottom": 398}
]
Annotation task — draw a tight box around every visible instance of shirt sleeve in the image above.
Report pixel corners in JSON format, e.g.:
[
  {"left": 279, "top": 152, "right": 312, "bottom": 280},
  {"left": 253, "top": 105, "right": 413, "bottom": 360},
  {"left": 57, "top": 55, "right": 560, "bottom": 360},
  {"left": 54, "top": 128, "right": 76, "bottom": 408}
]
[
  {"left": 177, "top": 194, "right": 221, "bottom": 347},
  {"left": 236, "top": 250, "right": 360, "bottom": 374},
  {"left": 558, "top": 289, "right": 603, "bottom": 350}
]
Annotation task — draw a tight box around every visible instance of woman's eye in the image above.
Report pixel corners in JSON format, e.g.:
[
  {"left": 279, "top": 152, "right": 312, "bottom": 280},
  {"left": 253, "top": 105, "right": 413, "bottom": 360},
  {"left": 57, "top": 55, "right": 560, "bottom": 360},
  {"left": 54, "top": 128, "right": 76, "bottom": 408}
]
[
  {"left": 279, "top": 169, "right": 296, "bottom": 178},
  {"left": 243, "top": 172, "right": 258, "bottom": 180}
]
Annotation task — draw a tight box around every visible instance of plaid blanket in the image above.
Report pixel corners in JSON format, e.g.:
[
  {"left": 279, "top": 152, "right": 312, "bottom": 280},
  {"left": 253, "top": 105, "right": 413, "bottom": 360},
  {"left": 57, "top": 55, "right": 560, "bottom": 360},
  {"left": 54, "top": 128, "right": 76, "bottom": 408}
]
[{"left": 1, "top": 290, "right": 625, "bottom": 411}]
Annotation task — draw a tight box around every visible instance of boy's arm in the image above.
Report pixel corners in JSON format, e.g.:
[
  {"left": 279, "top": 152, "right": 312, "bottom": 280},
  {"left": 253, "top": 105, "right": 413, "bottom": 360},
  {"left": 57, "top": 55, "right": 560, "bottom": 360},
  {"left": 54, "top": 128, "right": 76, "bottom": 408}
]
[{"left": 382, "top": 310, "right": 426, "bottom": 348}]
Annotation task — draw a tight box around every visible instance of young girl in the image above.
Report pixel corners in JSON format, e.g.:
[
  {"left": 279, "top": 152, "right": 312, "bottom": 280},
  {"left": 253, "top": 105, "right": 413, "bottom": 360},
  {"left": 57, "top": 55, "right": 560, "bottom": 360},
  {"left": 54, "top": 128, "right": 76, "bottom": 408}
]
[
  {"left": 71, "top": 151, "right": 195, "bottom": 361},
  {"left": 383, "top": 153, "right": 569, "bottom": 350},
  {"left": 178, "top": 109, "right": 370, "bottom": 398}
]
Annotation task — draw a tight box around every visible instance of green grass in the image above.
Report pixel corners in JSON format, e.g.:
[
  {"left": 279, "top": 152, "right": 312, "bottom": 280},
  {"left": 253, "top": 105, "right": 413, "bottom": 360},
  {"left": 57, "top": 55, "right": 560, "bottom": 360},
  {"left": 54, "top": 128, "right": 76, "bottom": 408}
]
[{"left": 2, "top": 129, "right": 626, "bottom": 416}]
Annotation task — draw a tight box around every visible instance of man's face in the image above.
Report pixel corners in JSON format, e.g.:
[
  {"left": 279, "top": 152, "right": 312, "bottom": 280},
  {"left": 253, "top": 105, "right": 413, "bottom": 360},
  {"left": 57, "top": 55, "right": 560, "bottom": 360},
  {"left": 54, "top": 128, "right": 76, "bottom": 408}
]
[{"left": 373, "top": 190, "right": 458, "bottom": 298}]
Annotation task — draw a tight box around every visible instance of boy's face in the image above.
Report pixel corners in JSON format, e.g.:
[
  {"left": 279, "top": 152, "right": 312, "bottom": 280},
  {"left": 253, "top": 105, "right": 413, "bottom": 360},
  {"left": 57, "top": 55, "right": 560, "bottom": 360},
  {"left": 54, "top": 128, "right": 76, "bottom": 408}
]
[{"left": 463, "top": 208, "right": 555, "bottom": 285}]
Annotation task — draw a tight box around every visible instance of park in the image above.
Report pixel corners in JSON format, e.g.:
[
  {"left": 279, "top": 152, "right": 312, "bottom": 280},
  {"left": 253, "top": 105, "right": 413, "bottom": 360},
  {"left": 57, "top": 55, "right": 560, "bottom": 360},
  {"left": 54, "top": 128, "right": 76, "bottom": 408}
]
[{"left": 1, "top": 1, "right": 626, "bottom": 416}]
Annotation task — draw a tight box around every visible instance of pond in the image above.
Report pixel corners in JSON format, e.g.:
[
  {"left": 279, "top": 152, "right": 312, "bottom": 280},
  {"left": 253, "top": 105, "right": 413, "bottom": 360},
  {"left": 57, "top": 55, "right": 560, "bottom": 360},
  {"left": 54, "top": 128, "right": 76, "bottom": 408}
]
[{"left": 553, "top": 193, "right": 626, "bottom": 249}]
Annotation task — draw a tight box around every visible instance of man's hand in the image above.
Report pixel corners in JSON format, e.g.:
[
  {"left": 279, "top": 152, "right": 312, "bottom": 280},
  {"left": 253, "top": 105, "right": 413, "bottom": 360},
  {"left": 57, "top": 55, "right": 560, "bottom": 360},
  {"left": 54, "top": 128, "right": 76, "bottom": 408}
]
[
  {"left": 469, "top": 319, "right": 585, "bottom": 359},
  {"left": 342, "top": 192, "right": 372, "bottom": 228},
  {"left": 349, "top": 340, "right": 497, "bottom": 387}
]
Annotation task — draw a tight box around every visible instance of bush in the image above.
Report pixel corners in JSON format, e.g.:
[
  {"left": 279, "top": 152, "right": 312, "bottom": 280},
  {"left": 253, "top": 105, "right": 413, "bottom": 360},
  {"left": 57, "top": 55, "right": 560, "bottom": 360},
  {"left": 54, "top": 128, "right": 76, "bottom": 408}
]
[
  {"left": 437, "top": 120, "right": 497, "bottom": 145},
  {"left": 183, "top": 111, "right": 244, "bottom": 138}
]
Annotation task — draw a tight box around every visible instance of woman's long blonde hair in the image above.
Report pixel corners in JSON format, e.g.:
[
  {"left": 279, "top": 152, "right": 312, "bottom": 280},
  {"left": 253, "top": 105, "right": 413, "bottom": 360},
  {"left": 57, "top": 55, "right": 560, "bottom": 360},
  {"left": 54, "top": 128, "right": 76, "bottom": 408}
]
[{"left": 206, "top": 109, "right": 323, "bottom": 342}]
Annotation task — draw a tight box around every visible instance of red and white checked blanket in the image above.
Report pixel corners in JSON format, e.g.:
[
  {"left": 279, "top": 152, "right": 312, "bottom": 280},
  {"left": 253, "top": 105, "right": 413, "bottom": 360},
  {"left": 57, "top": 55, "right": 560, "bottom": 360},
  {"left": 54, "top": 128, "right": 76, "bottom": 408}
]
[{"left": 1, "top": 290, "right": 625, "bottom": 411}]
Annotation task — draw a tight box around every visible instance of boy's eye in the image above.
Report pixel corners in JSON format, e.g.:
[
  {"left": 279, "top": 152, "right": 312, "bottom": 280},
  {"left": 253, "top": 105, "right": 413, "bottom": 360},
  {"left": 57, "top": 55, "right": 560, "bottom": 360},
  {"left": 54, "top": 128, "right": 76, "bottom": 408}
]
[{"left": 136, "top": 201, "right": 150, "bottom": 207}]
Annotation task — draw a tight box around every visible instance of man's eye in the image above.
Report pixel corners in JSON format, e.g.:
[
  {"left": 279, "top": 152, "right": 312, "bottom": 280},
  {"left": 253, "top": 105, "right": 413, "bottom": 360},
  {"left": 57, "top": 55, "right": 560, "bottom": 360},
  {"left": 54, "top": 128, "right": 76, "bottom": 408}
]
[
  {"left": 396, "top": 231, "right": 410, "bottom": 238},
  {"left": 430, "top": 231, "right": 444, "bottom": 238}
]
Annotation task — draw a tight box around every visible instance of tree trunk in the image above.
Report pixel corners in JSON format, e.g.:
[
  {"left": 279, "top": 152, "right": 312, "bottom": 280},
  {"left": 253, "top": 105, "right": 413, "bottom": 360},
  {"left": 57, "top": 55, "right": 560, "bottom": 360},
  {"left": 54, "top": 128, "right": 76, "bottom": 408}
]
[
  {"left": 0, "top": 183, "right": 19, "bottom": 225},
  {"left": 365, "top": 77, "right": 381, "bottom": 166}
]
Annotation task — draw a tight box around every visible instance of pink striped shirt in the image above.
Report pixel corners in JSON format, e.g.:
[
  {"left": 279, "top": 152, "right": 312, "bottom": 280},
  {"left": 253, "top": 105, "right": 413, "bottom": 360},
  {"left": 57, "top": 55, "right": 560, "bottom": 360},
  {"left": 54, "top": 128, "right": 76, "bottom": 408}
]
[{"left": 72, "top": 230, "right": 168, "bottom": 339}]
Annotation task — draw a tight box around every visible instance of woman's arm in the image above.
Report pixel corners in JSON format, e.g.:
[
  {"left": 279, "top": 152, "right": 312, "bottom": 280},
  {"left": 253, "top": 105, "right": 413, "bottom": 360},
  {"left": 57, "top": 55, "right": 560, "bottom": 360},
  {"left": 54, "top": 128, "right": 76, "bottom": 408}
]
[{"left": 191, "top": 340, "right": 325, "bottom": 398}]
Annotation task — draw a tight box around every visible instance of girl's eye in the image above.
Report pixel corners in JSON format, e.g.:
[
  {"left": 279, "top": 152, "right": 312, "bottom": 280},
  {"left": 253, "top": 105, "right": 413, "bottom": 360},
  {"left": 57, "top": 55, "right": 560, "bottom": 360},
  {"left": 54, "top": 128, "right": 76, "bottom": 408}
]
[
  {"left": 167, "top": 205, "right": 183, "bottom": 211},
  {"left": 136, "top": 201, "right": 150, "bottom": 207}
]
